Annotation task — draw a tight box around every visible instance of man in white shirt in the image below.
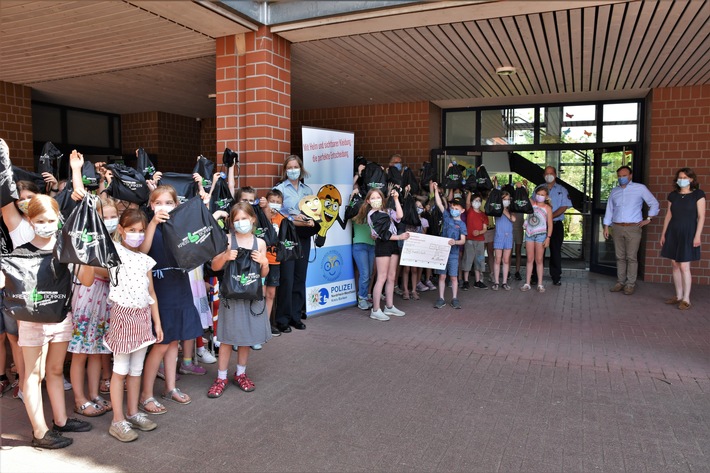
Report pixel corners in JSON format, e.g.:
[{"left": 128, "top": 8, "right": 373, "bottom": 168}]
[{"left": 603, "top": 166, "right": 659, "bottom": 295}]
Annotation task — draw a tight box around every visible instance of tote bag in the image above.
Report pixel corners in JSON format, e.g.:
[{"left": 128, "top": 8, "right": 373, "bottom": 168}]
[{"left": 220, "top": 235, "right": 263, "bottom": 301}]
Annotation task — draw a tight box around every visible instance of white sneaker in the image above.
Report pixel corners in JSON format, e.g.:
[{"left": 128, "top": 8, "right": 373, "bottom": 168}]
[
  {"left": 63, "top": 377, "right": 72, "bottom": 391},
  {"left": 383, "top": 305, "right": 405, "bottom": 317},
  {"left": 197, "top": 349, "right": 217, "bottom": 364},
  {"left": 370, "top": 309, "right": 390, "bottom": 321}
]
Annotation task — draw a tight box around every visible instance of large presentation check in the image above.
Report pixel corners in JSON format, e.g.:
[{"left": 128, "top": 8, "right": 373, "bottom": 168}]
[{"left": 400, "top": 232, "right": 453, "bottom": 270}]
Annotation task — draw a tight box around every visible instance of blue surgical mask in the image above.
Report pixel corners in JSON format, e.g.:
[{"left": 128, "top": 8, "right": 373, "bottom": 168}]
[
  {"left": 392, "top": 163, "right": 402, "bottom": 171},
  {"left": 416, "top": 207, "right": 424, "bottom": 215},
  {"left": 450, "top": 209, "right": 461, "bottom": 218},
  {"left": 677, "top": 178, "right": 690, "bottom": 188},
  {"left": 286, "top": 169, "right": 300, "bottom": 180},
  {"left": 618, "top": 176, "right": 629, "bottom": 186},
  {"left": 104, "top": 218, "right": 119, "bottom": 233},
  {"left": 234, "top": 220, "right": 253, "bottom": 234}
]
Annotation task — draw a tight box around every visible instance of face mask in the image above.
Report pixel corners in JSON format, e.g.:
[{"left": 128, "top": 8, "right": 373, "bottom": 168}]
[
  {"left": 104, "top": 218, "right": 119, "bottom": 233},
  {"left": 677, "top": 178, "right": 690, "bottom": 188},
  {"left": 268, "top": 203, "right": 282, "bottom": 212},
  {"left": 154, "top": 204, "right": 174, "bottom": 214},
  {"left": 450, "top": 209, "right": 461, "bottom": 218},
  {"left": 535, "top": 194, "right": 546, "bottom": 203},
  {"left": 416, "top": 207, "right": 424, "bottom": 215},
  {"left": 544, "top": 174, "right": 555, "bottom": 184},
  {"left": 502, "top": 200, "right": 511, "bottom": 208},
  {"left": 472, "top": 200, "right": 482, "bottom": 210},
  {"left": 392, "top": 163, "right": 402, "bottom": 171},
  {"left": 286, "top": 169, "right": 301, "bottom": 180},
  {"left": 17, "top": 199, "right": 30, "bottom": 215},
  {"left": 454, "top": 193, "right": 462, "bottom": 199},
  {"left": 370, "top": 198, "right": 382, "bottom": 210},
  {"left": 618, "top": 176, "right": 629, "bottom": 186},
  {"left": 33, "top": 222, "right": 57, "bottom": 238},
  {"left": 234, "top": 219, "right": 253, "bottom": 234},
  {"left": 124, "top": 232, "right": 145, "bottom": 248}
]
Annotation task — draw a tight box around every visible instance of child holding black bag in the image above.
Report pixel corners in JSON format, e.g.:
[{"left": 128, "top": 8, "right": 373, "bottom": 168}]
[{"left": 207, "top": 202, "right": 270, "bottom": 398}]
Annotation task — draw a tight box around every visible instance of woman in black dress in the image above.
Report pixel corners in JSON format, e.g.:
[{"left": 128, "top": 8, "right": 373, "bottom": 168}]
[{"left": 660, "top": 168, "right": 706, "bottom": 310}]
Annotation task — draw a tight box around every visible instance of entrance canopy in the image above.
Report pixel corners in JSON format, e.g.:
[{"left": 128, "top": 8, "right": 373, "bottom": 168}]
[{"left": 1, "top": 0, "right": 708, "bottom": 116}]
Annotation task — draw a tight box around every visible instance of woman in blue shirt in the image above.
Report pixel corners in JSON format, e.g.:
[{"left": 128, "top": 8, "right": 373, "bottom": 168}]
[{"left": 273, "top": 155, "right": 314, "bottom": 332}]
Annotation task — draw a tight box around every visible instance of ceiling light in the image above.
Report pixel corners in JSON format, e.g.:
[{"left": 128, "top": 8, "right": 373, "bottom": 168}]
[{"left": 496, "top": 66, "right": 517, "bottom": 76}]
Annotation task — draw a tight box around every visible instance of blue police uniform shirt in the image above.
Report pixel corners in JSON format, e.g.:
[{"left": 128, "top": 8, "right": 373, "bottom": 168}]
[
  {"left": 547, "top": 182, "right": 572, "bottom": 222},
  {"left": 274, "top": 179, "right": 313, "bottom": 217}
]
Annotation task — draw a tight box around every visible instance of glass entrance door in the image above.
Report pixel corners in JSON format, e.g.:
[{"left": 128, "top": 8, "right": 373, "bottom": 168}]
[{"left": 589, "top": 146, "right": 637, "bottom": 274}]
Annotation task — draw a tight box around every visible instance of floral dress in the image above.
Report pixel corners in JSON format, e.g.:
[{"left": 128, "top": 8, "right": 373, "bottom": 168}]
[{"left": 68, "top": 277, "right": 112, "bottom": 354}]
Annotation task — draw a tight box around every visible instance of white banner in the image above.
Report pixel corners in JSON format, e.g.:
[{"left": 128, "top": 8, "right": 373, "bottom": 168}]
[
  {"left": 301, "top": 126, "right": 356, "bottom": 316},
  {"left": 400, "top": 232, "right": 453, "bottom": 270}
]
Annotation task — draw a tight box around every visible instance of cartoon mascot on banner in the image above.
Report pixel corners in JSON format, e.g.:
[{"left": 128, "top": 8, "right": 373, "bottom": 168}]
[{"left": 314, "top": 184, "right": 347, "bottom": 248}]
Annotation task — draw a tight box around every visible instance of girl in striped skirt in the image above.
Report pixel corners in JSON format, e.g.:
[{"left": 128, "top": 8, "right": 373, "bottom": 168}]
[{"left": 103, "top": 209, "right": 163, "bottom": 442}]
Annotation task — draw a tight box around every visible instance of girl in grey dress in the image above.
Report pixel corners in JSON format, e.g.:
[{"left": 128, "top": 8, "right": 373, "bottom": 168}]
[{"left": 207, "top": 202, "right": 271, "bottom": 398}]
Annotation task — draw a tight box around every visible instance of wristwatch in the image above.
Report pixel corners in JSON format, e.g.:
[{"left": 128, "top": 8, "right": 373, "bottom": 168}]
[{"left": 646, "top": 217, "right": 652, "bottom": 222}]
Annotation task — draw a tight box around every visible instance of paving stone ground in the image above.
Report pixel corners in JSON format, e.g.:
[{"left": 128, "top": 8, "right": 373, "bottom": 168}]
[{"left": 1, "top": 268, "right": 709, "bottom": 472}]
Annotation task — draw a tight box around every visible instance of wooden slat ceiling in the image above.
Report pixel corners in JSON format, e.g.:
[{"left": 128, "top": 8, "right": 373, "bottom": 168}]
[
  {"left": 0, "top": 0, "right": 708, "bottom": 117},
  {"left": 290, "top": 0, "right": 710, "bottom": 110}
]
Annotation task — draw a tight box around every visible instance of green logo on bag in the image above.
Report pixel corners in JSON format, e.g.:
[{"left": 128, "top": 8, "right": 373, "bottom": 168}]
[
  {"left": 240, "top": 273, "right": 248, "bottom": 285},
  {"left": 187, "top": 232, "right": 200, "bottom": 243},
  {"left": 82, "top": 175, "right": 97, "bottom": 186},
  {"left": 31, "top": 288, "right": 43, "bottom": 303},
  {"left": 81, "top": 229, "right": 93, "bottom": 243},
  {"left": 202, "top": 178, "right": 211, "bottom": 187},
  {"left": 254, "top": 227, "right": 265, "bottom": 237},
  {"left": 178, "top": 226, "right": 212, "bottom": 248}
]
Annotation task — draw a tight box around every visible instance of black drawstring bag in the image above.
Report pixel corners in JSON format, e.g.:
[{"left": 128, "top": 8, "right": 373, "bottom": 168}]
[
  {"left": 344, "top": 193, "right": 363, "bottom": 221},
  {"left": 368, "top": 210, "right": 395, "bottom": 241},
  {"left": 419, "top": 162, "right": 437, "bottom": 191},
  {"left": 402, "top": 167, "right": 420, "bottom": 195},
  {"left": 81, "top": 161, "right": 99, "bottom": 190},
  {"left": 0, "top": 139, "right": 18, "bottom": 206},
  {"left": 53, "top": 180, "right": 79, "bottom": 220},
  {"left": 39, "top": 142, "right": 62, "bottom": 176},
  {"left": 387, "top": 166, "right": 403, "bottom": 188},
  {"left": 136, "top": 147, "right": 156, "bottom": 180},
  {"left": 221, "top": 234, "right": 264, "bottom": 301},
  {"left": 223, "top": 148, "right": 238, "bottom": 168},
  {"left": 253, "top": 204, "right": 278, "bottom": 247},
  {"left": 158, "top": 172, "right": 196, "bottom": 204},
  {"left": 12, "top": 166, "right": 46, "bottom": 190},
  {"left": 193, "top": 156, "right": 216, "bottom": 193},
  {"left": 53, "top": 195, "right": 122, "bottom": 275},
  {"left": 427, "top": 203, "right": 443, "bottom": 236},
  {"left": 105, "top": 163, "right": 150, "bottom": 205},
  {"left": 209, "top": 177, "right": 233, "bottom": 214},
  {"left": 362, "top": 162, "right": 387, "bottom": 192},
  {"left": 484, "top": 188, "right": 504, "bottom": 217},
  {"left": 475, "top": 165, "right": 493, "bottom": 192},
  {"left": 400, "top": 193, "right": 422, "bottom": 227},
  {"left": 161, "top": 197, "right": 228, "bottom": 271},
  {"left": 0, "top": 217, "right": 13, "bottom": 255},
  {"left": 1, "top": 247, "right": 72, "bottom": 323},
  {"left": 512, "top": 186, "right": 533, "bottom": 214},
  {"left": 444, "top": 164, "right": 466, "bottom": 189},
  {"left": 276, "top": 218, "right": 302, "bottom": 262}
]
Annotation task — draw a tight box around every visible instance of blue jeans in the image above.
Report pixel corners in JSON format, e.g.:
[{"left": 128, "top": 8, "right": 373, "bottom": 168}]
[{"left": 352, "top": 243, "right": 375, "bottom": 299}]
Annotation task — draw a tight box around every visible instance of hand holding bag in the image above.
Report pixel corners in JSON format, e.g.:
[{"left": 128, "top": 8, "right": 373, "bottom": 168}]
[
  {"left": 135, "top": 147, "right": 156, "bottom": 180},
  {"left": 53, "top": 194, "right": 122, "bottom": 270},
  {"left": 209, "top": 177, "right": 233, "bottom": 214},
  {"left": 512, "top": 186, "right": 533, "bottom": 214},
  {"left": 105, "top": 163, "right": 150, "bottom": 205},
  {"left": 484, "top": 188, "right": 504, "bottom": 217},
  {"left": 161, "top": 197, "right": 228, "bottom": 271},
  {"left": 220, "top": 235, "right": 264, "bottom": 301},
  {"left": 193, "top": 155, "right": 216, "bottom": 192}
]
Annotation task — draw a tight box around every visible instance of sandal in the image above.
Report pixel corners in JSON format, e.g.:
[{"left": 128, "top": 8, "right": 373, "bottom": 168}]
[
  {"left": 92, "top": 395, "right": 112, "bottom": 413},
  {"left": 74, "top": 401, "right": 106, "bottom": 417},
  {"left": 537, "top": 285, "right": 546, "bottom": 293},
  {"left": 678, "top": 300, "right": 691, "bottom": 310},
  {"left": 161, "top": 388, "right": 191, "bottom": 405},
  {"left": 665, "top": 297, "right": 680, "bottom": 305},
  {"left": 412, "top": 292, "right": 420, "bottom": 301},
  {"left": 99, "top": 378, "right": 110, "bottom": 395},
  {"left": 138, "top": 397, "right": 167, "bottom": 415},
  {"left": 402, "top": 293, "right": 410, "bottom": 300}
]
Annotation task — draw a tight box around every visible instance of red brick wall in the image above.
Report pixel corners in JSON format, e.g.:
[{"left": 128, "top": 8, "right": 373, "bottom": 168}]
[
  {"left": 0, "top": 80, "right": 33, "bottom": 169},
  {"left": 645, "top": 84, "right": 710, "bottom": 285},
  {"left": 200, "top": 116, "right": 217, "bottom": 161},
  {"left": 216, "top": 27, "right": 291, "bottom": 194},
  {"left": 122, "top": 111, "right": 203, "bottom": 173},
  {"left": 291, "top": 101, "right": 435, "bottom": 170}
]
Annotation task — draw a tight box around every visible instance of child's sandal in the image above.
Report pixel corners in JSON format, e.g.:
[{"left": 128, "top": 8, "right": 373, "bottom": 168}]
[
  {"left": 99, "top": 378, "right": 110, "bottom": 395},
  {"left": 74, "top": 401, "right": 106, "bottom": 417},
  {"left": 412, "top": 292, "right": 420, "bottom": 300},
  {"left": 402, "top": 293, "right": 410, "bottom": 300},
  {"left": 92, "top": 395, "right": 112, "bottom": 412}
]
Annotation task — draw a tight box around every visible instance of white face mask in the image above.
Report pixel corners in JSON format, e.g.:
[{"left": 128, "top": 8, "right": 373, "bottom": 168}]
[
  {"left": 104, "top": 218, "right": 119, "bottom": 233},
  {"left": 472, "top": 200, "right": 482, "bottom": 210},
  {"left": 268, "top": 202, "right": 282, "bottom": 212},
  {"left": 544, "top": 174, "right": 555, "bottom": 184},
  {"left": 234, "top": 219, "right": 253, "bottom": 234},
  {"left": 154, "top": 204, "right": 175, "bottom": 214},
  {"left": 33, "top": 222, "right": 57, "bottom": 238}
]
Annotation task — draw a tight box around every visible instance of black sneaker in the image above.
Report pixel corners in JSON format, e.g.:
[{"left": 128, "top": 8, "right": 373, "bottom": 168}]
[
  {"left": 33, "top": 430, "right": 73, "bottom": 449},
  {"left": 553, "top": 280, "right": 561, "bottom": 286},
  {"left": 53, "top": 418, "right": 91, "bottom": 433},
  {"left": 514, "top": 272, "right": 522, "bottom": 281},
  {"left": 270, "top": 325, "right": 281, "bottom": 337},
  {"left": 474, "top": 281, "right": 488, "bottom": 289},
  {"left": 462, "top": 281, "right": 470, "bottom": 291}
]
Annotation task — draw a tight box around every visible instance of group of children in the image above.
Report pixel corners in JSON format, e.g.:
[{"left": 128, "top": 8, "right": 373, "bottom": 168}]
[
  {"left": 0, "top": 143, "right": 309, "bottom": 449},
  {"left": 348, "top": 166, "right": 556, "bottom": 320}
]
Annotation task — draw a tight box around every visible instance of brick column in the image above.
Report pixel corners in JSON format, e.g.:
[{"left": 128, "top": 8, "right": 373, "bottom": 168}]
[
  {"left": 0, "top": 81, "right": 33, "bottom": 169},
  {"left": 216, "top": 27, "right": 291, "bottom": 193}
]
